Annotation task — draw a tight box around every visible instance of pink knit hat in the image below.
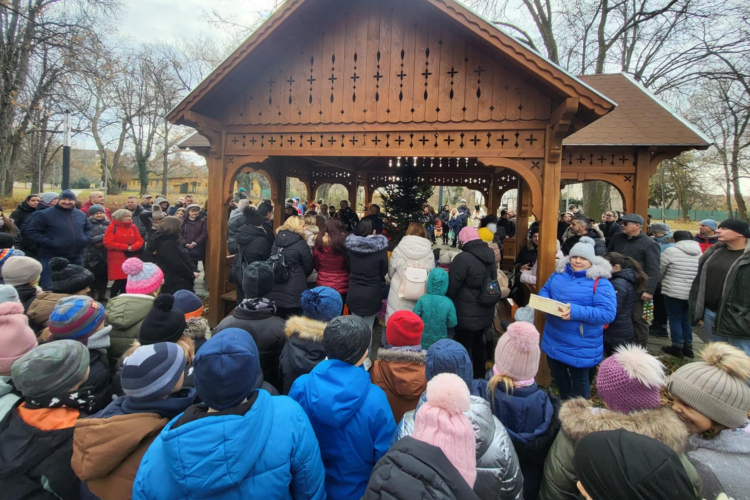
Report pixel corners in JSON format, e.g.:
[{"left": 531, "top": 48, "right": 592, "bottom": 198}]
[
  {"left": 494, "top": 321, "right": 540, "bottom": 381},
  {"left": 413, "top": 373, "right": 477, "bottom": 487},
  {"left": 0, "top": 302, "right": 37, "bottom": 376},
  {"left": 122, "top": 258, "right": 164, "bottom": 295},
  {"left": 596, "top": 344, "right": 666, "bottom": 414},
  {"left": 458, "top": 226, "right": 480, "bottom": 244}
]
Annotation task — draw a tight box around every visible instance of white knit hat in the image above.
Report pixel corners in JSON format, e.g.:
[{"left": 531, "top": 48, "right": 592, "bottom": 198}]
[{"left": 569, "top": 236, "right": 596, "bottom": 263}]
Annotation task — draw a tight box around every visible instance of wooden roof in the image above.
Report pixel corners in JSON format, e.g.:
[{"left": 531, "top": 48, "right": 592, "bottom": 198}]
[
  {"left": 167, "top": 0, "right": 614, "bottom": 125},
  {"left": 564, "top": 73, "right": 711, "bottom": 148}
]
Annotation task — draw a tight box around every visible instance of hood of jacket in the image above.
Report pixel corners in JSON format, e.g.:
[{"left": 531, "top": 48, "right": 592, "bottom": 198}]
[
  {"left": 559, "top": 398, "right": 688, "bottom": 454},
  {"left": 555, "top": 255, "right": 612, "bottom": 280},
  {"left": 154, "top": 389, "right": 278, "bottom": 496},
  {"left": 345, "top": 234, "right": 388, "bottom": 254},
  {"left": 26, "top": 291, "right": 67, "bottom": 324},
  {"left": 482, "top": 381, "right": 558, "bottom": 446},
  {"left": 611, "top": 267, "right": 638, "bottom": 286},
  {"left": 105, "top": 294, "right": 154, "bottom": 330},
  {"left": 275, "top": 229, "right": 305, "bottom": 248},
  {"left": 184, "top": 317, "right": 208, "bottom": 342},
  {"left": 284, "top": 316, "right": 327, "bottom": 342},
  {"left": 426, "top": 268, "right": 449, "bottom": 295},
  {"left": 688, "top": 424, "right": 750, "bottom": 454},
  {"left": 374, "top": 348, "right": 426, "bottom": 399},
  {"left": 462, "top": 239, "right": 496, "bottom": 265},
  {"left": 674, "top": 239, "right": 702, "bottom": 256},
  {"left": 294, "top": 359, "right": 372, "bottom": 426},
  {"left": 15, "top": 202, "right": 35, "bottom": 214},
  {"left": 235, "top": 224, "right": 268, "bottom": 246},
  {"left": 72, "top": 412, "right": 167, "bottom": 481},
  {"left": 396, "top": 235, "right": 433, "bottom": 260}
]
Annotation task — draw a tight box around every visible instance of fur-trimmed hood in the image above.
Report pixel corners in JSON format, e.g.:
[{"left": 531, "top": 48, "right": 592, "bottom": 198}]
[
  {"left": 184, "top": 317, "right": 209, "bottom": 341},
  {"left": 559, "top": 398, "right": 688, "bottom": 453},
  {"left": 345, "top": 234, "right": 389, "bottom": 254},
  {"left": 376, "top": 347, "right": 427, "bottom": 364},
  {"left": 284, "top": 316, "right": 327, "bottom": 342},
  {"left": 689, "top": 424, "right": 750, "bottom": 454},
  {"left": 555, "top": 255, "right": 612, "bottom": 280}
]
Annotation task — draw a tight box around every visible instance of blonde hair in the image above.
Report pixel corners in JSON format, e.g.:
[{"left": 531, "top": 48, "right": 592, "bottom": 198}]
[
  {"left": 304, "top": 214, "right": 318, "bottom": 226},
  {"left": 406, "top": 222, "right": 428, "bottom": 238},
  {"left": 277, "top": 215, "right": 307, "bottom": 236},
  {"left": 112, "top": 209, "right": 132, "bottom": 222},
  {"left": 486, "top": 373, "right": 517, "bottom": 403},
  {"left": 121, "top": 334, "right": 196, "bottom": 365}
]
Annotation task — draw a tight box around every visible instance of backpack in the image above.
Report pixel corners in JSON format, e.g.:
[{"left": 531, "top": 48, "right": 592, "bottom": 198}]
[
  {"left": 479, "top": 262, "right": 503, "bottom": 306},
  {"left": 398, "top": 259, "right": 428, "bottom": 301},
  {"left": 229, "top": 249, "right": 250, "bottom": 284},
  {"left": 266, "top": 248, "right": 291, "bottom": 283}
]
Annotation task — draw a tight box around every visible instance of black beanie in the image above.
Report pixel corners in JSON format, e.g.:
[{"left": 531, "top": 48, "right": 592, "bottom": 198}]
[
  {"left": 242, "top": 261, "right": 274, "bottom": 298},
  {"left": 323, "top": 316, "right": 371, "bottom": 365},
  {"left": 257, "top": 202, "right": 273, "bottom": 217},
  {"left": 244, "top": 207, "right": 265, "bottom": 226},
  {"left": 718, "top": 218, "right": 750, "bottom": 238},
  {"left": 139, "top": 294, "right": 187, "bottom": 345},
  {"left": 50, "top": 257, "right": 95, "bottom": 294},
  {"left": 0, "top": 233, "right": 14, "bottom": 249}
]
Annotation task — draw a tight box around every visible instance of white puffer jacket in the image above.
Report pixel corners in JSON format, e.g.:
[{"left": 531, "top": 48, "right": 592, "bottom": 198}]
[
  {"left": 386, "top": 235, "right": 435, "bottom": 320},
  {"left": 660, "top": 240, "right": 701, "bottom": 300}
]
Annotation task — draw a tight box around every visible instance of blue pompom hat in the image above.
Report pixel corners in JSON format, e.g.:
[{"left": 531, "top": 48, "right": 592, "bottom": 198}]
[{"left": 300, "top": 286, "right": 343, "bottom": 322}]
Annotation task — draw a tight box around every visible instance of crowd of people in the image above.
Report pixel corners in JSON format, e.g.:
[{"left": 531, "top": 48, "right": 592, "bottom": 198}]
[{"left": 0, "top": 188, "right": 748, "bottom": 500}]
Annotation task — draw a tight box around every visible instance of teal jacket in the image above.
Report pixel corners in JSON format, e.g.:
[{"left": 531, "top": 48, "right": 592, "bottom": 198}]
[{"left": 414, "top": 269, "right": 458, "bottom": 349}]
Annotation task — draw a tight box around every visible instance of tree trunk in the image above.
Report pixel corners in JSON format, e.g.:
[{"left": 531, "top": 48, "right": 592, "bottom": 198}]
[
  {"left": 723, "top": 161, "right": 734, "bottom": 219},
  {"left": 582, "top": 181, "right": 606, "bottom": 222},
  {"left": 137, "top": 156, "right": 150, "bottom": 195}
]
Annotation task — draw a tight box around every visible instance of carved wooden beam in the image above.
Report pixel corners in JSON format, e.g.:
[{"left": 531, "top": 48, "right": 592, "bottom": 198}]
[
  {"left": 548, "top": 98, "right": 579, "bottom": 164},
  {"left": 181, "top": 111, "right": 225, "bottom": 159}
]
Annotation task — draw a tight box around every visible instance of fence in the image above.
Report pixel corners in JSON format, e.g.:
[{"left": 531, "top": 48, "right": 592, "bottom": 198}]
[{"left": 648, "top": 208, "right": 729, "bottom": 222}]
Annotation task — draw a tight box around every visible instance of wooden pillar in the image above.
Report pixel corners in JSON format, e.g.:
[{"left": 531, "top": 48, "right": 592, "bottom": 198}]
[
  {"left": 273, "top": 159, "right": 286, "bottom": 229},
  {"left": 634, "top": 148, "right": 651, "bottom": 222},
  {"left": 206, "top": 152, "right": 228, "bottom": 328},
  {"left": 348, "top": 184, "right": 357, "bottom": 211},
  {"left": 515, "top": 180, "right": 531, "bottom": 256}
]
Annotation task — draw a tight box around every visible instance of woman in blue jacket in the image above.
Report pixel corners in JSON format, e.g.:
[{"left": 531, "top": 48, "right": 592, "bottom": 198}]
[{"left": 538, "top": 237, "right": 617, "bottom": 400}]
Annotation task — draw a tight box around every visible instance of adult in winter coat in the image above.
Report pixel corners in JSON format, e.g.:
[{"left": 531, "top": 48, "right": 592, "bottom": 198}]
[
  {"left": 146, "top": 217, "right": 197, "bottom": 294},
  {"left": 10, "top": 194, "right": 39, "bottom": 247},
  {"left": 439, "top": 205, "right": 452, "bottom": 245},
  {"left": 104, "top": 209, "right": 145, "bottom": 297},
  {"left": 266, "top": 216, "right": 315, "bottom": 316},
  {"left": 539, "top": 344, "right": 701, "bottom": 500},
  {"left": 231, "top": 207, "right": 274, "bottom": 303},
  {"left": 660, "top": 230, "right": 701, "bottom": 359},
  {"left": 313, "top": 219, "right": 349, "bottom": 297},
  {"left": 227, "top": 198, "right": 250, "bottom": 254},
  {"left": 386, "top": 224, "right": 435, "bottom": 320},
  {"left": 560, "top": 217, "right": 606, "bottom": 257},
  {"left": 345, "top": 220, "right": 389, "bottom": 327},
  {"left": 599, "top": 211, "right": 623, "bottom": 247},
  {"left": 215, "top": 262, "right": 287, "bottom": 393},
  {"left": 457, "top": 200, "right": 471, "bottom": 227},
  {"left": 694, "top": 219, "right": 719, "bottom": 253},
  {"left": 364, "top": 437, "right": 481, "bottom": 500},
  {"left": 668, "top": 343, "right": 750, "bottom": 500},
  {"left": 447, "top": 226, "right": 498, "bottom": 379},
  {"left": 538, "top": 237, "right": 616, "bottom": 400},
  {"left": 601, "top": 253, "right": 647, "bottom": 356},
  {"left": 23, "top": 189, "right": 91, "bottom": 290},
  {"left": 396, "top": 339, "right": 524, "bottom": 500},
  {"left": 132, "top": 330, "right": 326, "bottom": 500},
  {"left": 84, "top": 205, "right": 110, "bottom": 301},
  {"left": 180, "top": 204, "right": 208, "bottom": 267}
]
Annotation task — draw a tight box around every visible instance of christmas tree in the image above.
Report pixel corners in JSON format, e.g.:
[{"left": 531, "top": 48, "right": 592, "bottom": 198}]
[{"left": 380, "top": 159, "right": 434, "bottom": 243}]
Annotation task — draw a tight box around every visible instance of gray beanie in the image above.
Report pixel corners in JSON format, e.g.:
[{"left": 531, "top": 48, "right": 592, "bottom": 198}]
[
  {"left": 40, "top": 192, "right": 59, "bottom": 205},
  {"left": 650, "top": 222, "right": 671, "bottom": 234},
  {"left": 1, "top": 256, "right": 43, "bottom": 286},
  {"left": 668, "top": 343, "right": 750, "bottom": 428},
  {"left": 88, "top": 204, "right": 105, "bottom": 216},
  {"left": 569, "top": 236, "right": 597, "bottom": 263},
  {"left": 151, "top": 205, "right": 165, "bottom": 220},
  {"left": 323, "top": 316, "right": 371, "bottom": 365},
  {"left": 0, "top": 284, "right": 19, "bottom": 303},
  {"left": 12, "top": 340, "right": 90, "bottom": 398}
]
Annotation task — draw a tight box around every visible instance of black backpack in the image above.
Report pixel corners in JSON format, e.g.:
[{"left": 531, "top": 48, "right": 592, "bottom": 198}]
[
  {"left": 469, "top": 252, "right": 503, "bottom": 306},
  {"left": 266, "top": 248, "right": 291, "bottom": 283},
  {"left": 229, "top": 250, "right": 250, "bottom": 284}
]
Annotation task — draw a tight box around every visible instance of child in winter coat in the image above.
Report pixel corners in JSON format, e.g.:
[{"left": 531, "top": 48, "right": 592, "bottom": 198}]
[
  {"left": 371, "top": 311, "right": 427, "bottom": 423},
  {"left": 48, "top": 296, "right": 114, "bottom": 414},
  {"left": 72, "top": 343, "right": 198, "bottom": 500},
  {"left": 83, "top": 204, "right": 110, "bottom": 302},
  {"left": 539, "top": 344, "right": 701, "bottom": 500},
  {"left": 173, "top": 289, "right": 209, "bottom": 352},
  {"left": 0, "top": 341, "right": 91, "bottom": 499},
  {"left": 0, "top": 286, "right": 37, "bottom": 421},
  {"left": 1, "top": 255, "right": 41, "bottom": 312},
  {"left": 413, "top": 269, "right": 458, "bottom": 349},
  {"left": 437, "top": 249, "right": 453, "bottom": 271},
  {"left": 475, "top": 321, "right": 560, "bottom": 500},
  {"left": 668, "top": 343, "right": 750, "bottom": 500},
  {"left": 133, "top": 330, "right": 326, "bottom": 500},
  {"left": 290, "top": 316, "right": 396, "bottom": 500},
  {"left": 279, "top": 286, "right": 342, "bottom": 394},
  {"left": 395, "top": 339, "right": 524, "bottom": 500},
  {"left": 602, "top": 252, "right": 648, "bottom": 356}
]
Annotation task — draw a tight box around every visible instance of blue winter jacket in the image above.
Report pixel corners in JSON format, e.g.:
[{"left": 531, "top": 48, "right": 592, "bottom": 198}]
[
  {"left": 23, "top": 204, "right": 91, "bottom": 259},
  {"left": 655, "top": 233, "right": 675, "bottom": 253},
  {"left": 132, "top": 389, "right": 326, "bottom": 500},
  {"left": 289, "top": 359, "right": 396, "bottom": 500},
  {"left": 538, "top": 257, "right": 617, "bottom": 368}
]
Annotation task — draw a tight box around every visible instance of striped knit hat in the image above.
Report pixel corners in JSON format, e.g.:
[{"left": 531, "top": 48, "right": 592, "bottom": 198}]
[
  {"left": 121, "top": 343, "right": 186, "bottom": 401},
  {"left": 48, "top": 296, "right": 111, "bottom": 349}
]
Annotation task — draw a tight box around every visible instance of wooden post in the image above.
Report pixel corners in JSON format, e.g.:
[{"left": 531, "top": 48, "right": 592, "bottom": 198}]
[
  {"left": 515, "top": 180, "right": 530, "bottom": 255},
  {"left": 274, "top": 159, "right": 286, "bottom": 229},
  {"left": 206, "top": 150, "right": 228, "bottom": 328},
  {"left": 348, "top": 184, "right": 358, "bottom": 211},
  {"left": 634, "top": 148, "right": 651, "bottom": 222}
]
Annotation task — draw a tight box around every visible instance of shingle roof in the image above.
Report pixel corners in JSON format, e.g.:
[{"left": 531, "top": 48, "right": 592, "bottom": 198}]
[
  {"left": 564, "top": 73, "right": 711, "bottom": 147},
  {"left": 178, "top": 132, "right": 210, "bottom": 149}
]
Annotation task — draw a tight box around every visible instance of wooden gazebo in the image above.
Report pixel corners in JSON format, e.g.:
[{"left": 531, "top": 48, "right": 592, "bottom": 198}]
[{"left": 168, "top": 0, "right": 709, "bottom": 330}]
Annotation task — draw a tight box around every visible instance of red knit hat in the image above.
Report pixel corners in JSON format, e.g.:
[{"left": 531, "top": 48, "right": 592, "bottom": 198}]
[{"left": 386, "top": 310, "right": 424, "bottom": 347}]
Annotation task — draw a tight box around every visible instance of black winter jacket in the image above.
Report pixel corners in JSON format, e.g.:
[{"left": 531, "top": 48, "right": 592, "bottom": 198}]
[
  {"left": 599, "top": 221, "right": 623, "bottom": 247},
  {"left": 560, "top": 230, "right": 606, "bottom": 257},
  {"left": 23, "top": 204, "right": 91, "bottom": 259},
  {"left": 605, "top": 268, "right": 638, "bottom": 347},
  {"left": 83, "top": 217, "right": 109, "bottom": 273},
  {"left": 86, "top": 348, "right": 113, "bottom": 414},
  {"left": 214, "top": 306, "right": 287, "bottom": 393},
  {"left": 146, "top": 232, "right": 196, "bottom": 294},
  {"left": 447, "top": 239, "right": 497, "bottom": 331},
  {"left": 266, "top": 230, "right": 314, "bottom": 309},
  {"left": 230, "top": 223, "right": 274, "bottom": 283},
  {"left": 607, "top": 232, "right": 661, "bottom": 295},
  {"left": 345, "top": 234, "right": 389, "bottom": 316},
  {"left": 279, "top": 316, "right": 327, "bottom": 394},
  {"left": 10, "top": 202, "right": 35, "bottom": 247},
  {"left": 0, "top": 402, "right": 81, "bottom": 500},
  {"left": 14, "top": 284, "right": 38, "bottom": 313},
  {"left": 364, "top": 436, "right": 481, "bottom": 500},
  {"left": 498, "top": 217, "right": 516, "bottom": 238}
]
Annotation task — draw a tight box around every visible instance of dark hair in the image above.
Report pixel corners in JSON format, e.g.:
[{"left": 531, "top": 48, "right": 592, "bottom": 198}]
[
  {"left": 354, "top": 219, "right": 373, "bottom": 237},
  {"left": 24, "top": 194, "right": 40, "bottom": 202},
  {"left": 406, "top": 222, "right": 428, "bottom": 238},
  {"left": 479, "top": 215, "right": 497, "bottom": 228},
  {"left": 603, "top": 252, "right": 649, "bottom": 294},
  {"left": 475, "top": 205, "right": 480, "bottom": 210},
  {"left": 370, "top": 203, "right": 380, "bottom": 214},
  {"left": 673, "top": 230, "right": 693, "bottom": 242},
  {"left": 157, "top": 216, "right": 182, "bottom": 236},
  {"left": 316, "top": 219, "right": 348, "bottom": 254}
]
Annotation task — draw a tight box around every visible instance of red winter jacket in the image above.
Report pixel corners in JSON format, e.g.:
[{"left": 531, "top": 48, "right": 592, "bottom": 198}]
[
  {"left": 314, "top": 245, "right": 349, "bottom": 293},
  {"left": 80, "top": 200, "right": 112, "bottom": 220},
  {"left": 103, "top": 220, "right": 144, "bottom": 280}
]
